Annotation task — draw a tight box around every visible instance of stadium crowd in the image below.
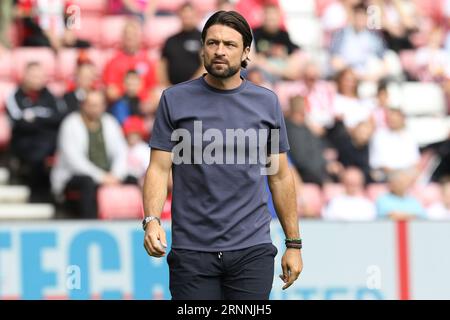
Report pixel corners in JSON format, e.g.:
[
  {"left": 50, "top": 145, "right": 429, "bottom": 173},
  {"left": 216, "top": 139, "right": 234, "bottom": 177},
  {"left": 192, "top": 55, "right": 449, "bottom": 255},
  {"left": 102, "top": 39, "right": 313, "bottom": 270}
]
[{"left": 0, "top": 0, "right": 449, "bottom": 221}]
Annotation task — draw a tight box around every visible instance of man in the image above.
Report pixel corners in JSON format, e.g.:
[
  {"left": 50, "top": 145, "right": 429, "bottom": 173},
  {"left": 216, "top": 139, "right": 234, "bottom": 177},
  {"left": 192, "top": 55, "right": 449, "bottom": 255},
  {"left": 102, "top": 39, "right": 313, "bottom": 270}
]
[
  {"left": 252, "top": 3, "right": 302, "bottom": 81},
  {"left": 6, "top": 61, "right": 63, "bottom": 201},
  {"left": 51, "top": 90, "right": 128, "bottom": 219},
  {"left": 329, "top": 3, "right": 387, "bottom": 81},
  {"left": 159, "top": 2, "right": 204, "bottom": 86},
  {"left": 376, "top": 169, "right": 425, "bottom": 220},
  {"left": 143, "top": 10, "right": 303, "bottom": 300},
  {"left": 327, "top": 118, "right": 375, "bottom": 184},
  {"left": 323, "top": 167, "right": 377, "bottom": 221},
  {"left": 285, "top": 95, "right": 333, "bottom": 185},
  {"left": 369, "top": 106, "right": 420, "bottom": 181},
  {"left": 62, "top": 61, "right": 97, "bottom": 115},
  {"left": 102, "top": 19, "right": 158, "bottom": 103}
]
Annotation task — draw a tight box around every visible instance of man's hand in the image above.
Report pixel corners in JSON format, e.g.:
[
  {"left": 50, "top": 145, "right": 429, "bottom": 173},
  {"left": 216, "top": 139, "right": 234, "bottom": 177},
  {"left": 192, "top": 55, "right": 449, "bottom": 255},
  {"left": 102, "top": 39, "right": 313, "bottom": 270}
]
[
  {"left": 143, "top": 220, "right": 167, "bottom": 258},
  {"left": 279, "top": 248, "right": 303, "bottom": 290}
]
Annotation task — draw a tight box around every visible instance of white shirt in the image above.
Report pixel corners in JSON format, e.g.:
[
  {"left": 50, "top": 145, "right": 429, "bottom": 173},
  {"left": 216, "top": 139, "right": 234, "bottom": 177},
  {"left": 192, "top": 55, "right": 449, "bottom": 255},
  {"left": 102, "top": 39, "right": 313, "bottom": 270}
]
[
  {"left": 333, "top": 94, "right": 374, "bottom": 128},
  {"left": 323, "top": 194, "right": 377, "bottom": 221},
  {"left": 369, "top": 127, "right": 420, "bottom": 170},
  {"left": 427, "top": 203, "right": 450, "bottom": 220}
]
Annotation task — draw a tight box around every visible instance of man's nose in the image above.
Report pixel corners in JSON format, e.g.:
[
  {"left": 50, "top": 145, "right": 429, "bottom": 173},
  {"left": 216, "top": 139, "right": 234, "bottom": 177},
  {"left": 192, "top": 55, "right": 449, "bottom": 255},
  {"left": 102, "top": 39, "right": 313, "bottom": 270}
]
[{"left": 215, "top": 42, "right": 225, "bottom": 56}]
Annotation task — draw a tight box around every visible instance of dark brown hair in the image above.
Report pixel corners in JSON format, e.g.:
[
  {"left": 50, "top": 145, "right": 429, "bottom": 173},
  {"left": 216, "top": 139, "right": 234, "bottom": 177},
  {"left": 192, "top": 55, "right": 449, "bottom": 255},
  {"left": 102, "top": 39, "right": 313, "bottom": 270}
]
[{"left": 201, "top": 10, "right": 253, "bottom": 68}]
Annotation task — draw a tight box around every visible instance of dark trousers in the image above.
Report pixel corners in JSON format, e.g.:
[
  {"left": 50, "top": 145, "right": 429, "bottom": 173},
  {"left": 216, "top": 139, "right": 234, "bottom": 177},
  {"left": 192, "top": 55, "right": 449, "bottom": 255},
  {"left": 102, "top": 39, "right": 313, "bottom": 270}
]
[
  {"left": 64, "top": 175, "right": 98, "bottom": 219},
  {"left": 64, "top": 175, "right": 139, "bottom": 219},
  {"left": 167, "top": 243, "right": 277, "bottom": 300}
]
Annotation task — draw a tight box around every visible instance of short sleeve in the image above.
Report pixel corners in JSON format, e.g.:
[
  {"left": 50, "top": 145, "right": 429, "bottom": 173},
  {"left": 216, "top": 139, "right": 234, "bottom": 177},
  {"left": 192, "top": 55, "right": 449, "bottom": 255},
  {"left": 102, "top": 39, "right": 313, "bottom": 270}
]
[
  {"left": 149, "top": 92, "right": 177, "bottom": 152},
  {"left": 268, "top": 96, "right": 290, "bottom": 154}
]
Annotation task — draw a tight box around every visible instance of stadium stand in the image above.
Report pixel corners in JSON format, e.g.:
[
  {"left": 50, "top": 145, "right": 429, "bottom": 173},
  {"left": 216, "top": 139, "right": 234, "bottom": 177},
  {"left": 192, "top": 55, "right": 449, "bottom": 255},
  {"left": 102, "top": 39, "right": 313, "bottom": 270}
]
[{"left": 0, "top": 0, "right": 449, "bottom": 221}]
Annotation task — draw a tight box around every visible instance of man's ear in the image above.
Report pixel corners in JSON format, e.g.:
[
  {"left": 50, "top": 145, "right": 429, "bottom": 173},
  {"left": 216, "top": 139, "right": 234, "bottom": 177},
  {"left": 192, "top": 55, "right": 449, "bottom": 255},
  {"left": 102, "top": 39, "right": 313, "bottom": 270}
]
[{"left": 242, "top": 46, "right": 250, "bottom": 62}]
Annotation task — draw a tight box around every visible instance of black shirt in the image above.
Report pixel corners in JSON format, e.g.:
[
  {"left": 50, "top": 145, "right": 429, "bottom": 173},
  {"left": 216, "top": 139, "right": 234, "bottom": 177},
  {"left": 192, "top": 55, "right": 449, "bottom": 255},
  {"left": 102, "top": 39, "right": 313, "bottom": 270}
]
[
  {"left": 162, "top": 29, "right": 202, "bottom": 85},
  {"left": 285, "top": 118, "right": 327, "bottom": 185},
  {"left": 327, "top": 121, "right": 372, "bottom": 183},
  {"left": 253, "top": 27, "right": 299, "bottom": 57}
]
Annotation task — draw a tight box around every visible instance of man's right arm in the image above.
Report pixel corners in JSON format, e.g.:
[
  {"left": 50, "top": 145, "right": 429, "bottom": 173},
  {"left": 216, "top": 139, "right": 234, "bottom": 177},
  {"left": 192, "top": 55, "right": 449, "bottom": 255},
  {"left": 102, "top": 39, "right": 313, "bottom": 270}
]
[{"left": 143, "top": 149, "right": 173, "bottom": 257}]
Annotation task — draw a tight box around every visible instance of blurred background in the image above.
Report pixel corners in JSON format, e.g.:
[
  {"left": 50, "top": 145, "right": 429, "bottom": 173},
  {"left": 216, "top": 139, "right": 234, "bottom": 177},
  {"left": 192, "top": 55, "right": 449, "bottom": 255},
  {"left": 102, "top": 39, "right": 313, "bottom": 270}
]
[{"left": 0, "top": 0, "right": 450, "bottom": 300}]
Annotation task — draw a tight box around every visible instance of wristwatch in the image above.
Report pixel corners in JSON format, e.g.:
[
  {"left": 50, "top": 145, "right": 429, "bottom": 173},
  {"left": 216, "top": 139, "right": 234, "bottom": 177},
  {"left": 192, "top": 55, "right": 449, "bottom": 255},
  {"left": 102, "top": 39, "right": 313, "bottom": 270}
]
[{"left": 142, "top": 216, "right": 161, "bottom": 230}]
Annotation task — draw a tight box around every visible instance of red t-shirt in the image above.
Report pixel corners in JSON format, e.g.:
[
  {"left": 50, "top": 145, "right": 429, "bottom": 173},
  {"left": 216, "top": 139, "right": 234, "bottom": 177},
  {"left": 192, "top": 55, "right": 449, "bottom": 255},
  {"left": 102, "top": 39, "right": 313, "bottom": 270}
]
[{"left": 102, "top": 49, "right": 158, "bottom": 101}]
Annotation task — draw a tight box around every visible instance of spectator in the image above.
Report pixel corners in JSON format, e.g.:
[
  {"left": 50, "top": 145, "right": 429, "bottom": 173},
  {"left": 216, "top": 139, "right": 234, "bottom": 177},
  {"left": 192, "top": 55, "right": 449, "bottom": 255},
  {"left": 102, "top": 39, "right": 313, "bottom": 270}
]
[
  {"left": 235, "top": 0, "right": 284, "bottom": 29},
  {"left": 110, "top": 70, "right": 145, "bottom": 125},
  {"left": 285, "top": 95, "right": 341, "bottom": 185},
  {"left": 332, "top": 67, "right": 375, "bottom": 129},
  {"left": 102, "top": 19, "right": 158, "bottom": 104},
  {"left": 321, "top": 0, "right": 361, "bottom": 35},
  {"left": 374, "top": 0, "right": 417, "bottom": 53},
  {"left": 427, "top": 180, "right": 450, "bottom": 220},
  {"left": 329, "top": 3, "right": 388, "bottom": 81},
  {"left": 6, "top": 61, "right": 64, "bottom": 201},
  {"left": 327, "top": 119, "right": 375, "bottom": 183},
  {"left": 246, "top": 67, "right": 273, "bottom": 89},
  {"left": 123, "top": 116, "right": 150, "bottom": 184},
  {"left": 322, "top": 167, "right": 377, "bottom": 221},
  {"left": 159, "top": 2, "right": 204, "bottom": 86},
  {"left": 414, "top": 26, "right": 450, "bottom": 82},
  {"left": 252, "top": 3, "right": 303, "bottom": 81},
  {"left": 16, "top": 0, "right": 90, "bottom": 51},
  {"left": 51, "top": 90, "right": 129, "bottom": 219},
  {"left": 376, "top": 169, "right": 426, "bottom": 220},
  {"left": 200, "top": 0, "right": 236, "bottom": 28},
  {"left": 62, "top": 61, "right": 97, "bottom": 115},
  {"left": 298, "top": 60, "right": 336, "bottom": 136},
  {"left": 369, "top": 107, "right": 420, "bottom": 180}
]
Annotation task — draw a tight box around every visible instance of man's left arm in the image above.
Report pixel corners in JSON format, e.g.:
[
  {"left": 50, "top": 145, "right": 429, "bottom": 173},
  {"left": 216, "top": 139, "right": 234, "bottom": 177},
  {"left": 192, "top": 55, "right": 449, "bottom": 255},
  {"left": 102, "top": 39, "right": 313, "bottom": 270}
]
[{"left": 267, "top": 152, "right": 303, "bottom": 290}]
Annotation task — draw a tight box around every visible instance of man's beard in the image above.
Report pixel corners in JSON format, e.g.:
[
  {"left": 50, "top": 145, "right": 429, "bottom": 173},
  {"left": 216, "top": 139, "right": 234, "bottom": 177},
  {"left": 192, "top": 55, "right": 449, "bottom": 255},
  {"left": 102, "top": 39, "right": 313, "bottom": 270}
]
[{"left": 204, "top": 61, "right": 241, "bottom": 79}]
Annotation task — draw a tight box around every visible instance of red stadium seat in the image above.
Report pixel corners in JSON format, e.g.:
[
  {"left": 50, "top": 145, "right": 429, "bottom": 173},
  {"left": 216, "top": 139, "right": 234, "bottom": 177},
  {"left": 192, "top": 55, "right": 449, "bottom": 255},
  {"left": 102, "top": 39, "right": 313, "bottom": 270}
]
[
  {"left": 97, "top": 185, "right": 144, "bottom": 219},
  {"left": 412, "top": 183, "right": 443, "bottom": 208},
  {"left": 74, "top": 15, "right": 103, "bottom": 47},
  {"left": 0, "top": 81, "right": 16, "bottom": 111},
  {"left": 144, "top": 16, "right": 181, "bottom": 49},
  {"left": 298, "top": 183, "right": 323, "bottom": 218},
  {"left": 56, "top": 48, "right": 79, "bottom": 81},
  {"left": 0, "top": 111, "right": 11, "bottom": 150},
  {"left": 0, "top": 50, "right": 13, "bottom": 80},
  {"left": 100, "top": 15, "right": 129, "bottom": 48},
  {"left": 12, "top": 48, "right": 56, "bottom": 81},
  {"left": 322, "top": 183, "right": 345, "bottom": 203},
  {"left": 70, "top": 0, "right": 106, "bottom": 15},
  {"left": 366, "top": 183, "right": 389, "bottom": 202}
]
